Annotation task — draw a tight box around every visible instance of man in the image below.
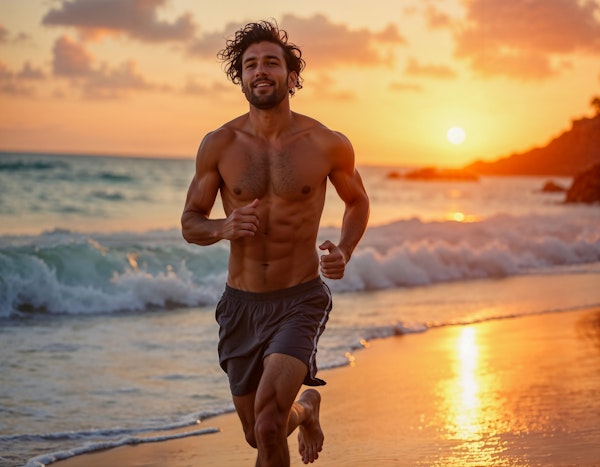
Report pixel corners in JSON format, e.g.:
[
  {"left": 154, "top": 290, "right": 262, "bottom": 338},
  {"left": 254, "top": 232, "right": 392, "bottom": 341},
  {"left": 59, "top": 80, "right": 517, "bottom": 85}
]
[{"left": 181, "top": 20, "right": 369, "bottom": 466}]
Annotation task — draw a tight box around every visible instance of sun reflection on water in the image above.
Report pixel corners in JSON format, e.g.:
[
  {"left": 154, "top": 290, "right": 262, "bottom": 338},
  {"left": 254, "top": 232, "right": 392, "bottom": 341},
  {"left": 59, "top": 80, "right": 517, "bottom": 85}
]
[
  {"left": 455, "top": 328, "right": 480, "bottom": 435},
  {"left": 446, "top": 211, "right": 479, "bottom": 222},
  {"left": 434, "top": 326, "right": 507, "bottom": 465}
]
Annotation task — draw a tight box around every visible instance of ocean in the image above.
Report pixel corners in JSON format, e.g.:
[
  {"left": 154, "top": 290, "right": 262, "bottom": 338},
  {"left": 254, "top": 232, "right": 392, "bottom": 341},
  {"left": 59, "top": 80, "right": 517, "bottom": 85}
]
[{"left": 1, "top": 151, "right": 599, "bottom": 467}]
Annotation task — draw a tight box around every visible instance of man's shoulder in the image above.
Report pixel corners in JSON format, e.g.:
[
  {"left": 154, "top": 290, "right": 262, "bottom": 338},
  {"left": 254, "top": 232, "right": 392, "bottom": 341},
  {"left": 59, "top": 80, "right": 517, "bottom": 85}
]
[
  {"left": 201, "top": 115, "right": 248, "bottom": 148},
  {"left": 294, "top": 113, "right": 351, "bottom": 147}
]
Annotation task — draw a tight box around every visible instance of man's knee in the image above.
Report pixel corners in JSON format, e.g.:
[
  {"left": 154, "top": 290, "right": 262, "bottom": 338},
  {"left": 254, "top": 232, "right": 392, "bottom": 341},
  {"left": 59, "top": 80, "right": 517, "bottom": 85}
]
[
  {"left": 254, "top": 412, "right": 286, "bottom": 447},
  {"left": 244, "top": 427, "right": 258, "bottom": 449}
]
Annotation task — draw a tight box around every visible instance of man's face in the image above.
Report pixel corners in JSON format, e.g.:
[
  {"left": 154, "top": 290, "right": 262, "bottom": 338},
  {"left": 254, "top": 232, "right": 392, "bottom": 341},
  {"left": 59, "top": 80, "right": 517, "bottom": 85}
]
[{"left": 240, "top": 41, "right": 296, "bottom": 110}]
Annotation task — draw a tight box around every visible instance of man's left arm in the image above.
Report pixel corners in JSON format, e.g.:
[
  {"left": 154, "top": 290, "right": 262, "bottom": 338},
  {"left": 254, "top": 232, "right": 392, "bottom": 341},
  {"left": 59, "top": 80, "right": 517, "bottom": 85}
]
[{"left": 319, "top": 134, "right": 370, "bottom": 280}]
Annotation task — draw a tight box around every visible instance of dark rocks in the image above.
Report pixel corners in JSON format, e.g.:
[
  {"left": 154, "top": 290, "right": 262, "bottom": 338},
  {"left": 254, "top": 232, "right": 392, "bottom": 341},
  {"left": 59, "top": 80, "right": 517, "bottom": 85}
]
[
  {"left": 566, "top": 163, "right": 600, "bottom": 204},
  {"left": 541, "top": 180, "right": 567, "bottom": 193},
  {"left": 403, "top": 166, "right": 479, "bottom": 181}
]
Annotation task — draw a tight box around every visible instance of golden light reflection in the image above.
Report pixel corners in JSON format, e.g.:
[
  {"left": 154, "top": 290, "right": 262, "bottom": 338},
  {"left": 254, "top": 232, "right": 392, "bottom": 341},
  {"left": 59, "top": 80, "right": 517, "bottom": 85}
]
[
  {"left": 446, "top": 211, "right": 479, "bottom": 223},
  {"left": 449, "top": 211, "right": 466, "bottom": 222},
  {"left": 453, "top": 327, "right": 480, "bottom": 438},
  {"left": 345, "top": 351, "right": 356, "bottom": 367},
  {"left": 127, "top": 252, "right": 139, "bottom": 270},
  {"left": 434, "top": 326, "right": 505, "bottom": 465}
]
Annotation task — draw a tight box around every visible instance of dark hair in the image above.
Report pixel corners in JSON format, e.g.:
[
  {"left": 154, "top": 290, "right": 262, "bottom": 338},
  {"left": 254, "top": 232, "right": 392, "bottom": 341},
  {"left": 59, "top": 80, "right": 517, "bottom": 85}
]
[{"left": 218, "top": 20, "right": 305, "bottom": 96}]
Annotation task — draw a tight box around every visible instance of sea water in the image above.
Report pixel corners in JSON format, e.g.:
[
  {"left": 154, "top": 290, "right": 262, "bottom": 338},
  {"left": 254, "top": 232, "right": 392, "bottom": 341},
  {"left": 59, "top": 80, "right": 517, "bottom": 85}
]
[{"left": 1, "top": 152, "right": 599, "bottom": 466}]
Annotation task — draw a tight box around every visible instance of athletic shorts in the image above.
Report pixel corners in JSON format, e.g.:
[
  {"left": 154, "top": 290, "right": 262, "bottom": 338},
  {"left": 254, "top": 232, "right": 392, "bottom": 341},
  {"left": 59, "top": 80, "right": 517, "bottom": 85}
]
[{"left": 215, "top": 277, "right": 332, "bottom": 396}]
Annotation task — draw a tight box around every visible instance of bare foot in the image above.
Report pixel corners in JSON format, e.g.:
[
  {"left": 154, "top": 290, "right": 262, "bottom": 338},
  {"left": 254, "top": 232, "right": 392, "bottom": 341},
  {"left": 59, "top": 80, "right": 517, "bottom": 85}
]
[{"left": 297, "top": 389, "right": 324, "bottom": 464}]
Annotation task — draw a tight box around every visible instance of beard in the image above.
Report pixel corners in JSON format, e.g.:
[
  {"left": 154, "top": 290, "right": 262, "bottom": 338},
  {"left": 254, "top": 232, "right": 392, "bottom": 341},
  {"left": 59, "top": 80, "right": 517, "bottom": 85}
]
[{"left": 242, "top": 79, "right": 288, "bottom": 110}]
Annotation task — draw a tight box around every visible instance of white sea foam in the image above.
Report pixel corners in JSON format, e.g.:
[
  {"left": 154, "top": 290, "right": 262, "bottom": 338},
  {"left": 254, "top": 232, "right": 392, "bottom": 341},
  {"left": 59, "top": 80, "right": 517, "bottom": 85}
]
[
  {"left": 1, "top": 211, "right": 599, "bottom": 317},
  {"left": 324, "top": 213, "right": 600, "bottom": 293},
  {"left": 24, "top": 427, "right": 220, "bottom": 467}
]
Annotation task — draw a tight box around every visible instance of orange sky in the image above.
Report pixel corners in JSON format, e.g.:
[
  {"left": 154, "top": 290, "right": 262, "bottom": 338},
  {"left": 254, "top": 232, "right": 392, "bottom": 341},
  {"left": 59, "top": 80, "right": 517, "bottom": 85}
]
[{"left": 1, "top": 0, "right": 599, "bottom": 167}]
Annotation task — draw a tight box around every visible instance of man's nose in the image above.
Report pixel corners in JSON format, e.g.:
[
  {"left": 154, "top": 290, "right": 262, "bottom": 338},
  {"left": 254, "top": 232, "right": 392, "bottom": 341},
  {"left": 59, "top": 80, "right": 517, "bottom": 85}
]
[{"left": 255, "top": 63, "right": 267, "bottom": 75}]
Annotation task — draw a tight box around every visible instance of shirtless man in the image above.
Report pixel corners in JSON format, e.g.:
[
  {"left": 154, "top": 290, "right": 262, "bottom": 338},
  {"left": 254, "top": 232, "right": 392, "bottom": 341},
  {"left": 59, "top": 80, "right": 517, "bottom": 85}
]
[{"left": 181, "top": 21, "right": 369, "bottom": 466}]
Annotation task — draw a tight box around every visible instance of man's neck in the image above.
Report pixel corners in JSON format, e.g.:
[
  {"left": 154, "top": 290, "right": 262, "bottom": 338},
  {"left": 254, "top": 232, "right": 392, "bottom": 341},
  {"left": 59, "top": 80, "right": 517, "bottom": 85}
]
[{"left": 247, "top": 102, "right": 294, "bottom": 141}]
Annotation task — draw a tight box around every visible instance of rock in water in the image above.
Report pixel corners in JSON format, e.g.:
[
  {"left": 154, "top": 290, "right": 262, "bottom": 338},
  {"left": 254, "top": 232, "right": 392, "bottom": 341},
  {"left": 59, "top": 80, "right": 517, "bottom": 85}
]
[
  {"left": 566, "top": 163, "right": 600, "bottom": 203},
  {"left": 541, "top": 180, "right": 566, "bottom": 193}
]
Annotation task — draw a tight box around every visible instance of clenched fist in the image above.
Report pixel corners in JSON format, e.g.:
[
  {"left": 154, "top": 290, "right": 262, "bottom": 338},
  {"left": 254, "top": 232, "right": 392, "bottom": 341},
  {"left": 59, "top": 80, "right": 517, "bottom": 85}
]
[
  {"left": 222, "top": 198, "right": 260, "bottom": 240},
  {"left": 319, "top": 240, "right": 347, "bottom": 280}
]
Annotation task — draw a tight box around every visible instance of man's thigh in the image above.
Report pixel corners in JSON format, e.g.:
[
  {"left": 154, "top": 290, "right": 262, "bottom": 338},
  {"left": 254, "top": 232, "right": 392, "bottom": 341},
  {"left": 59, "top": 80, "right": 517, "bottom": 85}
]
[{"left": 255, "top": 353, "right": 307, "bottom": 414}]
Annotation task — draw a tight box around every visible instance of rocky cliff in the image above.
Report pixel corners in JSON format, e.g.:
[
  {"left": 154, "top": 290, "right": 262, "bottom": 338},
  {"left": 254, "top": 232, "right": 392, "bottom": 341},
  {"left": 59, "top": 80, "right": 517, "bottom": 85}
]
[{"left": 465, "top": 115, "right": 600, "bottom": 176}]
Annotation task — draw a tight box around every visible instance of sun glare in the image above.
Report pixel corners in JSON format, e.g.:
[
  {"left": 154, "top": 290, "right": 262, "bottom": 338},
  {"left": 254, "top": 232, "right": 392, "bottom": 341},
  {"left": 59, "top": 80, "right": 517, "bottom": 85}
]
[
  {"left": 447, "top": 126, "right": 466, "bottom": 145},
  {"left": 446, "top": 211, "right": 479, "bottom": 223}
]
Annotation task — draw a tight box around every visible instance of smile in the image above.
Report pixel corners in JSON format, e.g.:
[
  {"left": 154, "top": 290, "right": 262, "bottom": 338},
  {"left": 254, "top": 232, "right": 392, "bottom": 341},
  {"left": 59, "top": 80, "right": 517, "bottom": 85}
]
[{"left": 253, "top": 80, "right": 273, "bottom": 88}]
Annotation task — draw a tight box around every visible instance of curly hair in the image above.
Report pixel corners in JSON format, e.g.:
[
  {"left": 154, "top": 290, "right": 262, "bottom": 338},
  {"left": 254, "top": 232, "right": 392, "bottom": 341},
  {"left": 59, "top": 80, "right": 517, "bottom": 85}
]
[{"left": 218, "top": 20, "right": 305, "bottom": 96}]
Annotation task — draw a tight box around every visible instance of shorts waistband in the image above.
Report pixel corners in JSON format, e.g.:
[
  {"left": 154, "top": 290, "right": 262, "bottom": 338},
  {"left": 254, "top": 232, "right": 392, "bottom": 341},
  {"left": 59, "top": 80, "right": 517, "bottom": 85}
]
[{"left": 223, "top": 277, "right": 324, "bottom": 302}]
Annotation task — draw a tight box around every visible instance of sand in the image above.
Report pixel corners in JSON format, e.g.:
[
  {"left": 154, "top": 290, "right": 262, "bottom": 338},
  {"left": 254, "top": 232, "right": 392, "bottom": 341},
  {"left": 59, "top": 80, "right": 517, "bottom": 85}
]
[{"left": 53, "top": 308, "right": 600, "bottom": 467}]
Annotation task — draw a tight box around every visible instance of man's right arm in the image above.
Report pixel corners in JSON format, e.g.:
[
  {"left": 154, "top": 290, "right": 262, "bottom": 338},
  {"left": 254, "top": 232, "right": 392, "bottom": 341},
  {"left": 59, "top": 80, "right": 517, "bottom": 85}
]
[
  {"left": 181, "top": 131, "right": 261, "bottom": 246},
  {"left": 181, "top": 132, "right": 226, "bottom": 245}
]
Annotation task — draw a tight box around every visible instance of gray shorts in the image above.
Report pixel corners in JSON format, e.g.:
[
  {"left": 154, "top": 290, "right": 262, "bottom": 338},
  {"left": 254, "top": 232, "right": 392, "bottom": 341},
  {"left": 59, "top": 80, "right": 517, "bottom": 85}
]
[{"left": 215, "top": 277, "right": 332, "bottom": 396}]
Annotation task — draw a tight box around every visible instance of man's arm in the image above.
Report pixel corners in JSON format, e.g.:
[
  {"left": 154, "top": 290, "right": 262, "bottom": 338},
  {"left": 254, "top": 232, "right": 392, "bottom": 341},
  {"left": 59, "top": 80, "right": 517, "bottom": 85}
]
[
  {"left": 181, "top": 131, "right": 260, "bottom": 245},
  {"left": 320, "top": 132, "right": 370, "bottom": 279}
]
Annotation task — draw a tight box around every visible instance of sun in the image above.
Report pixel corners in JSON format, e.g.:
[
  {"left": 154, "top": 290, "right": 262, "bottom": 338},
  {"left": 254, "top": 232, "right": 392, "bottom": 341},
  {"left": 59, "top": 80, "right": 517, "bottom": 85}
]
[{"left": 447, "top": 126, "right": 466, "bottom": 145}]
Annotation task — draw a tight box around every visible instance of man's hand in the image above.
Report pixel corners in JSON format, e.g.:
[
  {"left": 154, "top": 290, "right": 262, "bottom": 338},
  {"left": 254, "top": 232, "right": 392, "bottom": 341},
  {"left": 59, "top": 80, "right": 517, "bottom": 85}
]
[
  {"left": 222, "top": 199, "right": 260, "bottom": 240},
  {"left": 319, "top": 240, "right": 347, "bottom": 279}
]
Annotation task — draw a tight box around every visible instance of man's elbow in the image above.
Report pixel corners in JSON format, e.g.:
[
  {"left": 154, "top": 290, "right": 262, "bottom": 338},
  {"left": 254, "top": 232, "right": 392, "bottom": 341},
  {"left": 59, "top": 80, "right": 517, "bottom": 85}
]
[
  {"left": 181, "top": 213, "right": 219, "bottom": 246},
  {"left": 181, "top": 214, "right": 194, "bottom": 244},
  {"left": 362, "top": 191, "right": 370, "bottom": 207},
  {"left": 181, "top": 230, "right": 192, "bottom": 244}
]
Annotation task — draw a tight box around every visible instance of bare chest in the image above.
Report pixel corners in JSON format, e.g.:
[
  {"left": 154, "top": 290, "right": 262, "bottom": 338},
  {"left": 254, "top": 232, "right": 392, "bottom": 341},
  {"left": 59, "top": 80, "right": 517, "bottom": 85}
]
[{"left": 221, "top": 146, "right": 328, "bottom": 200}]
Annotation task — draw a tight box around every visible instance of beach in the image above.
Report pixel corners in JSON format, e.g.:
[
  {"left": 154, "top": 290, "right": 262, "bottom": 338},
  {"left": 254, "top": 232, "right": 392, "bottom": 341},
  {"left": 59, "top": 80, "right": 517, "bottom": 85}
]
[
  {"left": 53, "top": 307, "right": 600, "bottom": 467},
  {"left": 2, "top": 154, "right": 600, "bottom": 466}
]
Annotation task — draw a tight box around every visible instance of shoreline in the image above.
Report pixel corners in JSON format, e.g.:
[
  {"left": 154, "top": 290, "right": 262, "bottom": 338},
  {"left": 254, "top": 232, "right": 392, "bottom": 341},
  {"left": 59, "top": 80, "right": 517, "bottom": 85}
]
[{"left": 50, "top": 307, "right": 600, "bottom": 467}]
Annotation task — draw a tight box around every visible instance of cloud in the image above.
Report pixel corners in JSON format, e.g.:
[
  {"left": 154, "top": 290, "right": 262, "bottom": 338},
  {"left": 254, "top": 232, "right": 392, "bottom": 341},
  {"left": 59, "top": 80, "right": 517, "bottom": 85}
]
[
  {"left": 454, "top": 0, "right": 600, "bottom": 79},
  {"left": 17, "top": 62, "right": 46, "bottom": 80},
  {"left": 0, "top": 23, "right": 33, "bottom": 44},
  {"left": 282, "top": 14, "right": 406, "bottom": 68},
  {"left": 188, "top": 14, "right": 407, "bottom": 69},
  {"left": 0, "top": 61, "right": 10, "bottom": 80},
  {"left": 186, "top": 22, "right": 235, "bottom": 60},
  {"left": 82, "top": 61, "right": 159, "bottom": 98},
  {"left": 53, "top": 35, "right": 94, "bottom": 77},
  {"left": 424, "top": 4, "right": 453, "bottom": 29},
  {"left": 51, "top": 35, "right": 164, "bottom": 98},
  {"left": 42, "top": 0, "right": 196, "bottom": 42},
  {"left": 405, "top": 57, "right": 456, "bottom": 79},
  {"left": 182, "top": 78, "right": 229, "bottom": 96},
  {"left": 306, "top": 73, "right": 356, "bottom": 101},
  {"left": 0, "top": 61, "right": 40, "bottom": 96}
]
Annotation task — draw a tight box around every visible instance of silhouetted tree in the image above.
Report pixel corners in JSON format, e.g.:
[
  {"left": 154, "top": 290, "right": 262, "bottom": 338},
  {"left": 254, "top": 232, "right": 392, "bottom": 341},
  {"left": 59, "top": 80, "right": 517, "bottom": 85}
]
[{"left": 591, "top": 96, "right": 600, "bottom": 116}]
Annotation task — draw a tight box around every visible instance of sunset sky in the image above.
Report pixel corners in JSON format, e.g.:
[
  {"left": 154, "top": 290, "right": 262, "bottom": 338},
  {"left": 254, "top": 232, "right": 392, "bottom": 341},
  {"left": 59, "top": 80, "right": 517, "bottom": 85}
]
[{"left": 1, "top": 0, "right": 599, "bottom": 167}]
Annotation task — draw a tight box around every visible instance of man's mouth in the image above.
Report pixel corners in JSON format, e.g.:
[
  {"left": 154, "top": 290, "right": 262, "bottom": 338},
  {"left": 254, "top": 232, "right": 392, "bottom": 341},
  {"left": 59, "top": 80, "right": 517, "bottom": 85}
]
[{"left": 253, "top": 80, "right": 273, "bottom": 88}]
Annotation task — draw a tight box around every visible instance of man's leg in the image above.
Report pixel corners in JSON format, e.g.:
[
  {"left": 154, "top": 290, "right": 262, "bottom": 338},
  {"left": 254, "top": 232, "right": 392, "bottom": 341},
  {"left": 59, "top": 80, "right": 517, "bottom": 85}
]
[
  {"left": 254, "top": 353, "right": 324, "bottom": 466},
  {"left": 232, "top": 391, "right": 258, "bottom": 448}
]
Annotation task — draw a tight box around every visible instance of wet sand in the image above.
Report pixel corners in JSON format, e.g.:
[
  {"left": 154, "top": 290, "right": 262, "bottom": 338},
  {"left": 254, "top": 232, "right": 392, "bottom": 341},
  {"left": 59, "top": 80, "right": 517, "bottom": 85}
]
[{"left": 53, "top": 308, "right": 600, "bottom": 466}]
